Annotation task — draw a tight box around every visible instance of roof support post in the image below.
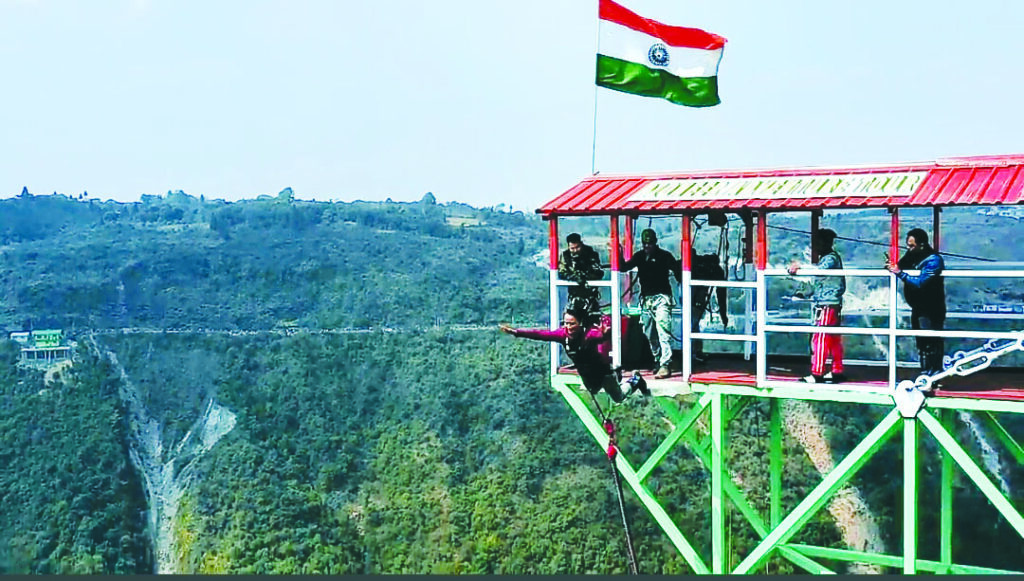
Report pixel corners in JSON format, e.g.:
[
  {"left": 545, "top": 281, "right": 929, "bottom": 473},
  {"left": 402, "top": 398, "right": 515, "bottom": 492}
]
[
  {"left": 610, "top": 215, "right": 622, "bottom": 368},
  {"left": 888, "top": 208, "right": 900, "bottom": 389},
  {"left": 742, "top": 211, "right": 754, "bottom": 264},
  {"left": 742, "top": 211, "right": 756, "bottom": 361},
  {"left": 681, "top": 214, "right": 693, "bottom": 382},
  {"left": 548, "top": 217, "right": 560, "bottom": 375},
  {"left": 548, "top": 217, "right": 559, "bottom": 271},
  {"left": 889, "top": 208, "right": 900, "bottom": 266},
  {"left": 624, "top": 216, "right": 635, "bottom": 305},
  {"left": 624, "top": 215, "right": 634, "bottom": 259},
  {"left": 755, "top": 210, "right": 768, "bottom": 271},
  {"left": 755, "top": 211, "right": 768, "bottom": 385},
  {"left": 903, "top": 417, "right": 919, "bottom": 574},
  {"left": 610, "top": 215, "right": 621, "bottom": 272},
  {"left": 933, "top": 206, "right": 942, "bottom": 252},
  {"left": 810, "top": 210, "right": 822, "bottom": 263}
]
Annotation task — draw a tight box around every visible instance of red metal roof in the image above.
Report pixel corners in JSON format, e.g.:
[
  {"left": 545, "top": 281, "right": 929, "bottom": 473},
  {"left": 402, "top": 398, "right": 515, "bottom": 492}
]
[{"left": 538, "top": 154, "right": 1024, "bottom": 217}]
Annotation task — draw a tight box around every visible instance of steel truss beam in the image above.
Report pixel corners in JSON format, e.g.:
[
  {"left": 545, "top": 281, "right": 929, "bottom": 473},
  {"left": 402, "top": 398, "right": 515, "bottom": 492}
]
[{"left": 551, "top": 374, "right": 1024, "bottom": 575}]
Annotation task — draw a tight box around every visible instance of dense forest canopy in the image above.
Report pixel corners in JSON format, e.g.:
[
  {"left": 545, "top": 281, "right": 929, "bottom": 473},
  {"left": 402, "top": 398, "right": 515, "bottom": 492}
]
[
  {"left": 1, "top": 190, "right": 1022, "bottom": 574},
  {"left": 0, "top": 190, "right": 547, "bottom": 332}
]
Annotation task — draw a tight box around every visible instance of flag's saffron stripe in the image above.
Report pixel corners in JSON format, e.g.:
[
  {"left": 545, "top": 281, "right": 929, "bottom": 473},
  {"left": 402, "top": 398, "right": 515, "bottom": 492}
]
[
  {"left": 598, "top": 0, "right": 726, "bottom": 50},
  {"left": 596, "top": 54, "right": 720, "bottom": 107}
]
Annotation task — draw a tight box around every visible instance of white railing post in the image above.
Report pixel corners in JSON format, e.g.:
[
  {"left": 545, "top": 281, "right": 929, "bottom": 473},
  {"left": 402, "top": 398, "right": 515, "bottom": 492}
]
[
  {"left": 682, "top": 269, "right": 692, "bottom": 381},
  {"left": 549, "top": 269, "right": 560, "bottom": 376},
  {"left": 756, "top": 269, "right": 767, "bottom": 386},
  {"left": 611, "top": 270, "right": 622, "bottom": 369},
  {"left": 744, "top": 276, "right": 755, "bottom": 361},
  {"left": 889, "top": 270, "right": 899, "bottom": 390}
]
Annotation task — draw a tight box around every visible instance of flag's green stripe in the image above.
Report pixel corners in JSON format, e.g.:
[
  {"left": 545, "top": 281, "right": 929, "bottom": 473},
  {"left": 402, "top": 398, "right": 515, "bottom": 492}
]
[{"left": 596, "top": 54, "right": 720, "bottom": 107}]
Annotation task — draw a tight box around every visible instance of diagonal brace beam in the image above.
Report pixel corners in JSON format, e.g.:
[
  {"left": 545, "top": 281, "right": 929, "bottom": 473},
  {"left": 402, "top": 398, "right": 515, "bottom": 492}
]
[
  {"left": 733, "top": 409, "right": 902, "bottom": 574},
  {"left": 551, "top": 376, "right": 711, "bottom": 574},
  {"left": 786, "top": 543, "right": 1024, "bottom": 575},
  {"left": 980, "top": 411, "right": 1024, "bottom": 465},
  {"left": 637, "top": 393, "right": 713, "bottom": 482},
  {"left": 679, "top": 418, "right": 833, "bottom": 573},
  {"left": 645, "top": 394, "right": 832, "bottom": 573},
  {"left": 693, "top": 396, "right": 752, "bottom": 454},
  {"left": 919, "top": 409, "right": 1024, "bottom": 541}
]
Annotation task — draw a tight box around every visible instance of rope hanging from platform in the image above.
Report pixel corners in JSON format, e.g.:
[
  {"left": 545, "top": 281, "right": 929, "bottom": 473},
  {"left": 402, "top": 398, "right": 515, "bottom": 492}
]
[{"left": 587, "top": 391, "right": 640, "bottom": 575}]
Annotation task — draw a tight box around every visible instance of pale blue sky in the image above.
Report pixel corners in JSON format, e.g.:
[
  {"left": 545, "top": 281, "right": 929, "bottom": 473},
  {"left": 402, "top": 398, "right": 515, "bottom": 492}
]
[{"left": 3, "top": 0, "right": 1023, "bottom": 210}]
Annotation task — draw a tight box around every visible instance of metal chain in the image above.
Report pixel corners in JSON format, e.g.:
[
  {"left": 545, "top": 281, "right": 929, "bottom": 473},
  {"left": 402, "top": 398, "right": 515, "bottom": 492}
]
[{"left": 902, "top": 333, "right": 1024, "bottom": 393}]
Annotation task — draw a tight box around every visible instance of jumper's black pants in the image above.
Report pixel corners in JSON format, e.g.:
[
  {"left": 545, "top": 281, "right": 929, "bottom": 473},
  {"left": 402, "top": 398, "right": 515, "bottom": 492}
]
[
  {"left": 580, "top": 371, "right": 626, "bottom": 403},
  {"left": 600, "top": 375, "right": 626, "bottom": 403}
]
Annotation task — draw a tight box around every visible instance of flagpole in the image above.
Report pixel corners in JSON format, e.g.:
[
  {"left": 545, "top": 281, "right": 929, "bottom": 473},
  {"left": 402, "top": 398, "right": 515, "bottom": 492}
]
[
  {"left": 591, "top": 0, "right": 601, "bottom": 175},
  {"left": 591, "top": 85, "right": 599, "bottom": 175}
]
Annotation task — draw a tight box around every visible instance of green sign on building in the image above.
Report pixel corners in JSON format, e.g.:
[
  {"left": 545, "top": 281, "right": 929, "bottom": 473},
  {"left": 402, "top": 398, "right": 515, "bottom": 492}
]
[{"left": 31, "top": 329, "right": 63, "bottom": 348}]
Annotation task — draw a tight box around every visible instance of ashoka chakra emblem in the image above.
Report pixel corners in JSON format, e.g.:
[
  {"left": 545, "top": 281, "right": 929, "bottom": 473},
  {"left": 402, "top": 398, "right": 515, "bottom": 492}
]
[{"left": 648, "top": 43, "right": 669, "bottom": 67}]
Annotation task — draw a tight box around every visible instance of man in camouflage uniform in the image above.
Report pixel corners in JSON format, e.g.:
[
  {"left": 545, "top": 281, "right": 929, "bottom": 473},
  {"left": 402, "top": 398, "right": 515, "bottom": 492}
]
[
  {"left": 620, "top": 228, "right": 682, "bottom": 379},
  {"left": 559, "top": 233, "right": 605, "bottom": 325}
]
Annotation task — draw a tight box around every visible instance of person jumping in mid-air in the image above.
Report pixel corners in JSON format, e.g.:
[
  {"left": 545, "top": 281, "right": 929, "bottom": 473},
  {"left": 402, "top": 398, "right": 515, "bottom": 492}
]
[{"left": 499, "top": 308, "right": 648, "bottom": 402}]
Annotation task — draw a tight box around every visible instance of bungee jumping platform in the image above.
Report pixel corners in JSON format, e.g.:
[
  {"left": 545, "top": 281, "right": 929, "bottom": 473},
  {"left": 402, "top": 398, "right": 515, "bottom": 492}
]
[{"left": 537, "top": 154, "right": 1024, "bottom": 574}]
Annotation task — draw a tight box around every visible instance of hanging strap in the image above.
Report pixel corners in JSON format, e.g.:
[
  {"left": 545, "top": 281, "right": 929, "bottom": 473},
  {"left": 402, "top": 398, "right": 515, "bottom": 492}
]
[{"left": 588, "top": 392, "right": 640, "bottom": 574}]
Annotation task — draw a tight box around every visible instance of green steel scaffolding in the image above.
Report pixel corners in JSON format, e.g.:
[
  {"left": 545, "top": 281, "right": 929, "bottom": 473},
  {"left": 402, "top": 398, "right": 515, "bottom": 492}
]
[{"left": 551, "top": 373, "right": 1024, "bottom": 574}]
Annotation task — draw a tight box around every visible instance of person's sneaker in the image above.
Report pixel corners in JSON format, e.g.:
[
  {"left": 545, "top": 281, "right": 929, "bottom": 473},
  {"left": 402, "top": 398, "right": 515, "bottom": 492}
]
[
  {"left": 801, "top": 374, "right": 825, "bottom": 383},
  {"left": 824, "top": 372, "right": 847, "bottom": 384},
  {"left": 621, "top": 372, "right": 638, "bottom": 397},
  {"left": 631, "top": 372, "right": 650, "bottom": 396},
  {"left": 655, "top": 366, "right": 671, "bottom": 379}
]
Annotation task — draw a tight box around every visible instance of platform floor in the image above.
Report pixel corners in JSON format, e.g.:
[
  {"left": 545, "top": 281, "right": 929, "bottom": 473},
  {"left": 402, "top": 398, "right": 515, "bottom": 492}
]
[{"left": 560, "top": 354, "right": 1024, "bottom": 402}]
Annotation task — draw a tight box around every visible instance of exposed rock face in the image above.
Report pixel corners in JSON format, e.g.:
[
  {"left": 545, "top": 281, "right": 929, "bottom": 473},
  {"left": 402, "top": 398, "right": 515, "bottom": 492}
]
[{"left": 90, "top": 338, "right": 236, "bottom": 574}]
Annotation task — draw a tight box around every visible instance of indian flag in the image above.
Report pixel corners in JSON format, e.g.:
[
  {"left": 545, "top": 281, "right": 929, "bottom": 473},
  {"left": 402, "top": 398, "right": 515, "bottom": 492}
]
[{"left": 596, "top": 0, "right": 726, "bottom": 107}]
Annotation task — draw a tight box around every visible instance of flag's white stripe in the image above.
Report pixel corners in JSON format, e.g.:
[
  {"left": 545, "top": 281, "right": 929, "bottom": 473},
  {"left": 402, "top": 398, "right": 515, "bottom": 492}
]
[{"left": 599, "top": 19, "right": 722, "bottom": 78}]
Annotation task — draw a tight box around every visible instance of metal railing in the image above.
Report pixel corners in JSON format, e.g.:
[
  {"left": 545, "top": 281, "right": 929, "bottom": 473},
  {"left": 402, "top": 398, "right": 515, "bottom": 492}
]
[{"left": 549, "top": 266, "right": 1024, "bottom": 391}]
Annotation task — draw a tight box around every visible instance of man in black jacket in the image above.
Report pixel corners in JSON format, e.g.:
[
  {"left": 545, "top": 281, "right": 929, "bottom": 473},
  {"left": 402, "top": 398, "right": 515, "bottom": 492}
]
[
  {"left": 887, "top": 228, "right": 947, "bottom": 376},
  {"left": 620, "top": 228, "right": 681, "bottom": 378}
]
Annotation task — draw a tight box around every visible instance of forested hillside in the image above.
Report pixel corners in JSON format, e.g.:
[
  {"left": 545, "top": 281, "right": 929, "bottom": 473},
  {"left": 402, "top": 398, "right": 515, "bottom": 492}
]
[
  {"left": 0, "top": 189, "right": 546, "bottom": 332},
  {"left": 1, "top": 191, "right": 1022, "bottom": 574}
]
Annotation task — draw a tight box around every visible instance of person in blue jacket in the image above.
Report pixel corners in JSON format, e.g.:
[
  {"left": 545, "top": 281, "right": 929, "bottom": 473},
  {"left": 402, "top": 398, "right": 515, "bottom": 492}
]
[{"left": 887, "top": 228, "right": 947, "bottom": 376}]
